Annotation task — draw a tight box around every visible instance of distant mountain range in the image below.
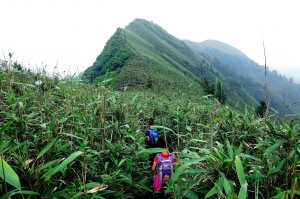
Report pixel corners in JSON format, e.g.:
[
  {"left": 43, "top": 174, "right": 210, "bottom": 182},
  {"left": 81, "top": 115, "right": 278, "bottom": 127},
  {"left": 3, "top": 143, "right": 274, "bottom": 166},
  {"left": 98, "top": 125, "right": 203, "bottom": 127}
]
[{"left": 82, "top": 19, "right": 300, "bottom": 114}]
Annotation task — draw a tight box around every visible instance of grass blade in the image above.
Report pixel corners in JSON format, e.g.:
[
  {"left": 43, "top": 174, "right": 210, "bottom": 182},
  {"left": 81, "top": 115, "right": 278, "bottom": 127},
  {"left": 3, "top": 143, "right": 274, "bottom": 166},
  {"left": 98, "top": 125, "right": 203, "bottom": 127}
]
[
  {"left": 8, "top": 190, "right": 39, "bottom": 198},
  {"left": 59, "top": 132, "right": 84, "bottom": 140},
  {"left": 226, "top": 139, "right": 234, "bottom": 159},
  {"left": 139, "top": 148, "right": 166, "bottom": 154},
  {"left": 238, "top": 183, "right": 247, "bottom": 199},
  {"left": 235, "top": 156, "right": 246, "bottom": 185},
  {"left": 37, "top": 139, "right": 57, "bottom": 159},
  {"left": 204, "top": 182, "right": 218, "bottom": 198},
  {"left": 130, "top": 92, "right": 140, "bottom": 104},
  {"left": 223, "top": 177, "right": 233, "bottom": 197},
  {"left": 0, "top": 122, "right": 12, "bottom": 134},
  {"left": 0, "top": 157, "right": 21, "bottom": 190},
  {"left": 264, "top": 142, "right": 281, "bottom": 156},
  {"left": 166, "top": 162, "right": 191, "bottom": 192},
  {"left": 48, "top": 151, "right": 83, "bottom": 178},
  {"left": 151, "top": 125, "right": 175, "bottom": 134},
  {"left": 184, "top": 190, "right": 199, "bottom": 199},
  {"left": 268, "top": 159, "right": 286, "bottom": 175}
]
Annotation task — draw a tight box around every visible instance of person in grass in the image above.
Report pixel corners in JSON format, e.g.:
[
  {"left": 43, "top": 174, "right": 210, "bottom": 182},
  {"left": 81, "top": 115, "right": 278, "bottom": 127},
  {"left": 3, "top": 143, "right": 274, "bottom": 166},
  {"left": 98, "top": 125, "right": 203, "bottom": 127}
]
[
  {"left": 151, "top": 137, "right": 176, "bottom": 189},
  {"left": 145, "top": 118, "right": 160, "bottom": 165},
  {"left": 145, "top": 118, "right": 159, "bottom": 146}
]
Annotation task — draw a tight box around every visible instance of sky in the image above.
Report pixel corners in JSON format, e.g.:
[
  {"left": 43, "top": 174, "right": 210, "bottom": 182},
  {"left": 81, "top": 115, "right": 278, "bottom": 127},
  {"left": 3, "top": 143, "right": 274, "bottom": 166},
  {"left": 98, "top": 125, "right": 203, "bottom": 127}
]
[{"left": 1, "top": 0, "right": 300, "bottom": 81}]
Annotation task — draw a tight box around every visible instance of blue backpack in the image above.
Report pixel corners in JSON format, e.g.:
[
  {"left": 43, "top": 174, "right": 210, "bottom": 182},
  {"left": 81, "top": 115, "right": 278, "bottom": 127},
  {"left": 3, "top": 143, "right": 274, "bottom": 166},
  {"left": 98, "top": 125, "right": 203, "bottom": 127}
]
[{"left": 148, "top": 128, "right": 159, "bottom": 144}]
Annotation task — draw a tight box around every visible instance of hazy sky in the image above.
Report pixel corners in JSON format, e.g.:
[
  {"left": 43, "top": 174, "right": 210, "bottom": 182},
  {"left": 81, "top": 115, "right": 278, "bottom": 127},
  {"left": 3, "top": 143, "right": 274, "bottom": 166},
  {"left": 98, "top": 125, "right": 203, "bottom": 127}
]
[{"left": 1, "top": 0, "right": 300, "bottom": 80}]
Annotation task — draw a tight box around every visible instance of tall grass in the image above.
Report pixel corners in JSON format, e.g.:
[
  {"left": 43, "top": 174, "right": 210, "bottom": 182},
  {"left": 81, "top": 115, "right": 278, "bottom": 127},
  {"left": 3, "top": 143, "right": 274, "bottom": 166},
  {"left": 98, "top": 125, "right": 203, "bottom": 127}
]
[{"left": 0, "top": 60, "right": 299, "bottom": 198}]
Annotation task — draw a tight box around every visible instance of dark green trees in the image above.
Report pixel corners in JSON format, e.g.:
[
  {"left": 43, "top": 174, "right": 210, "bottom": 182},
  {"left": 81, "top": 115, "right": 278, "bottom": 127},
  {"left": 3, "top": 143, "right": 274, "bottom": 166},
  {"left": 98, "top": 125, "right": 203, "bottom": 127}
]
[
  {"left": 82, "top": 28, "right": 134, "bottom": 82},
  {"left": 214, "top": 78, "right": 227, "bottom": 104},
  {"left": 202, "top": 78, "right": 227, "bottom": 104},
  {"left": 256, "top": 101, "right": 267, "bottom": 118}
]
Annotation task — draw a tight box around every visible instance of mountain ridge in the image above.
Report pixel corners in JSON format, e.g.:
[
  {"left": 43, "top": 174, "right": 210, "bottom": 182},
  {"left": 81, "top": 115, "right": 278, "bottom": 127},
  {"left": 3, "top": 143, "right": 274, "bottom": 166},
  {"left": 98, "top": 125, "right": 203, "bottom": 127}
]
[
  {"left": 82, "top": 18, "right": 300, "bottom": 114},
  {"left": 184, "top": 39, "right": 300, "bottom": 114}
]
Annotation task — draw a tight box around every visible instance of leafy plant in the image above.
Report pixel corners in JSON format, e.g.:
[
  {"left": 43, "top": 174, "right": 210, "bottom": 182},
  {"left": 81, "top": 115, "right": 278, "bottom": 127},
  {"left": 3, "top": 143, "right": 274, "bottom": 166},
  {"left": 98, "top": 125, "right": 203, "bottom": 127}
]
[{"left": 0, "top": 55, "right": 299, "bottom": 198}]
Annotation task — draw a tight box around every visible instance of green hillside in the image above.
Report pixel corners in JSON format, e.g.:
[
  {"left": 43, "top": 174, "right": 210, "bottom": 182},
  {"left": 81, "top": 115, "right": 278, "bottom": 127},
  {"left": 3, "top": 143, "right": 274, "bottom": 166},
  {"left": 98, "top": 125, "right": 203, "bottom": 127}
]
[
  {"left": 185, "top": 39, "right": 300, "bottom": 114},
  {"left": 82, "top": 19, "right": 257, "bottom": 109},
  {"left": 83, "top": 27, "right": 201, "bottom": 93},
  {"left": 1, "top": 59, "right": 299, "bottom": 198}
]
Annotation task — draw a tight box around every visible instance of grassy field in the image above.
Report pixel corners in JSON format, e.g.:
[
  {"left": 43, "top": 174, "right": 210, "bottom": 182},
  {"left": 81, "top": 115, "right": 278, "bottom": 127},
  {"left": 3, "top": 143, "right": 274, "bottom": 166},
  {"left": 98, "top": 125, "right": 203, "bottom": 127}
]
[{"left": 0, "top": 60, "right": 300, "bottom": 198}]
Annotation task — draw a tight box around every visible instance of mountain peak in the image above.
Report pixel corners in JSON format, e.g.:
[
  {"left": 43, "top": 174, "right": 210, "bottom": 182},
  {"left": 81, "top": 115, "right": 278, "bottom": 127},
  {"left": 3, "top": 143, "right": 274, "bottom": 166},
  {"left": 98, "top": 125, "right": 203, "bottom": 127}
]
[
  {"left": 82, "top": 19, "right": 300, "bottom": 114},
  {"left": 127, "top": 18, "right": 160, "bottom": 27},
  {"left": 125, "top": 18, "right": 167, "bottom": 37}
]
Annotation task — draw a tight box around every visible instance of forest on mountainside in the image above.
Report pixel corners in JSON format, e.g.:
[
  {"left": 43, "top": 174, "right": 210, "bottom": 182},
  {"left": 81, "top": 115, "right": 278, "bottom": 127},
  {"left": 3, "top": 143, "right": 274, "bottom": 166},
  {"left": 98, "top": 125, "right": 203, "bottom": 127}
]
[
  {"left": 83, "top": 19, "right": 300, "bottom": 116},
  {"left": 185, "top": 39, "right": 300, "bottom": 115}
]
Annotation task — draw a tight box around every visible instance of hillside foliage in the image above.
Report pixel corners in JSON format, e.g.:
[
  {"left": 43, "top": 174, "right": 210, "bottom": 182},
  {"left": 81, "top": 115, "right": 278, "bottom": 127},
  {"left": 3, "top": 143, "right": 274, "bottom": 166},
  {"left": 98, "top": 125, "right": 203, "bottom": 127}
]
[
  {"left": 82, "top": 19, "right": 300, "bottom": 116},
  {"left": 185, "top": 39, "right": 300, "bottom": 115},
  {"left": 82, "top": 19, "right": 260, "bottom": 110},
  {"left": 1, "top": 57, "right": 300, "bottom": 198}
]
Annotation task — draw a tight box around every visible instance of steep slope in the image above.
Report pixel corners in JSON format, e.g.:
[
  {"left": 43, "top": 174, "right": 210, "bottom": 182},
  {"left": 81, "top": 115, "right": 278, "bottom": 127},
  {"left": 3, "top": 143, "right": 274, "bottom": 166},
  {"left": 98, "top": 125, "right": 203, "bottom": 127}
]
[
  {"left": 185, "top": 40, "right": 265, "bottom": 82},
  {"left": 82, "top": 19, "right": 257, "bottom": 109},
  {"left": 82, "top": 28, "right": 135, "bottom": 82},
  {"left": 185, "top": 40, "right": 300, "bottom": 114},
  {"left": 82, "top": 26, "right": 202, "bottom": 92}
]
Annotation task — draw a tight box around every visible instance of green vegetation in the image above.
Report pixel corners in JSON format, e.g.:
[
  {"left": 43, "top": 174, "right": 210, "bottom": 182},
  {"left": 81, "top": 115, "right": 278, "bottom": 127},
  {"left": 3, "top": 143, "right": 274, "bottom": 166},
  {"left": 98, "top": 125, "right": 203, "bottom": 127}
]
[
  {"left": 1, "top": 18, "right": 300, "bottom": 198},
  {"left": 83, "top": 19, "right": 300, "bottom": 117},
  {"left": 256, "top": 101, "right": 267, "bottom": 118},
  {"left": 185, "top": 39, "right": 300, "bottom": 114},
  {"left": 82, "top": 28, "right": 135, "bottom": 82},
  {"left": 82, "top": 19, "right": 258, "bottom": 110},
  {"left": 202, "top": 78, "right": 227, "bottom": 104},
  {"left": 1, "top": 57, "right": 300, "bottom": 198}
]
